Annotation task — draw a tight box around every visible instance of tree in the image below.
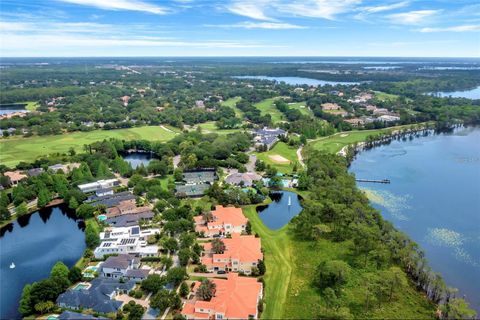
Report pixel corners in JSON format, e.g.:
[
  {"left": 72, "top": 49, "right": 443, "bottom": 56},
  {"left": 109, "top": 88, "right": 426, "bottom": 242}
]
[
  {"left": 441, "top": 298, "right": 477, "bottom": 320},
  {"left": 76, "top": 203, "right": 95, "bottom": 219},
  {"left": 180, "top": 282, "right": 189, "bottom": 298},
  {"left": 314, "top": 260, "right": 351, "bottom": 290},
  {"left": 85, "top": 222, "right": 100, "bottom": 249},
  {"left": 141, "top": 274, "right": 166, "bottom": 294},
  {"left": 211, "top": 238, "right": 225, "bottom": 254},
  {"left": 68, "top": 196, "right": 79, "bottom": 210},
  {"left": 197, "top": 279, "right": 216, "bottom": 301},
  {"left": 163, "top": 237, "right": 178, "bottom": 252},
  {"left": 68, "top": 266, "right": 83, "bottom": 283},
  {"left": 166, "top": 267, "right": 187, "bottom": 286},
  {"left": 34, "top": 301, "right": 55, "bottom": 314},
  {"left": 37, "top": 188, "right": 52, "bottom": 207},
  {"left": 257, "top": 259, "right": 266, "bottom": 275},
  {"left": 18, "top": 284, "right": 33, "bottom": 316},
  {"left": 245, "top": 221, "right": 252, "bottom": 235},
  {"left": 150, "top": 289, "right": 173, "bottom": 312},
  {"left": 50, "top": 261, "right": 70, "bottom": 280},
  {"left": 29, "top": 278, "right": 63, "bottom": 308},
  {"left": 127, "top": 303, "right": 145, "bottom": 320},
  {"left": 178, "top": 248, "right": 191, "bottom": 266},
  {"left": 15, "top": 202, "right": 29, "bottom": 216}
]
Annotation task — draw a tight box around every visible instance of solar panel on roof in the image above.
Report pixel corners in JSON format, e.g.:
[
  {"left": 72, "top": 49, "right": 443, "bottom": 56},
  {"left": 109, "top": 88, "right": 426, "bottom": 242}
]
[{"left": 131, "top": 227, "right": 140, "bottom": 235}]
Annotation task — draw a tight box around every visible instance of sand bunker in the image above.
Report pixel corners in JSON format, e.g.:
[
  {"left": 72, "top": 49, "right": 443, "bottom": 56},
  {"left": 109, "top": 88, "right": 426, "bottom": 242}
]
[{"left": 269, "top": 154, "right": 291, "bottom": 164}]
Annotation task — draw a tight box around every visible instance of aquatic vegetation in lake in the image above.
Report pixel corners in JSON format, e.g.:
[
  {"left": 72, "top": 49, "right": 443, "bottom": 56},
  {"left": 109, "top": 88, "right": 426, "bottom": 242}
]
[
  {"left": 362, "top": 189, "right": 410, "bottom": 221},
  {"left": 426, "top": 228, "right": 479, "bottom": 267}
]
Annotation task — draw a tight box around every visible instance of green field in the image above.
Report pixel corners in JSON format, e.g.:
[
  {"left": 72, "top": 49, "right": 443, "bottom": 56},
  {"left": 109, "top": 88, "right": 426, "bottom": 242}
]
[
  {"left": 193, "top": 121, "right": 242, "bottom": 135},
  {"left": 220, "top": 96, "right": 243, "bottom": 117},
  {"left": 288, "top": 101, "right": 312, "bottom": 116},
  {"left": 0, "top": 126, "right": 177, "bottom": 167},
  {"left": 24, "top": 101, "right": 40, "bottom": 111},
  {"left": 306, "top": 125, "right": 423, "bottom": 154},
  {"left": 254, "top": 98, "right": 285, "bottom": 124},
  {"left": 255, "top": 142, "right": 299, "bottom": 174},
  {"left": 374, "top": 91, "right": 400, "bottom": 102}
]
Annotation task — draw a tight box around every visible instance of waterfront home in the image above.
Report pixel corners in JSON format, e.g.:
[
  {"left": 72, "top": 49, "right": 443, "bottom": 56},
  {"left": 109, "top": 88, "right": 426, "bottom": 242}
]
[
  {"left": 378, "top": 114, "right": 401, "bottom": 122},
  {"left": 106, "top": 201, "right": 151, "bottom": 217},
  {"left": 95, "top": 188, "right": 114, "bottom": 197},
  {"left": 57, "top": 278, "right": 135, "bottom": 314},
  {"left": 253, "top": 127, "right": 287, "bottom": 150},
  {"left": 94, "top": 225, "right": 160, "bottom": 258},
  {"left": 48, "top": 163, "right": 81, "bottom": 174},
  {"left": 194, "top": 205, "right": 248, "bottom": 237},
  {"left": 3, "top": 170, "right": 27, "bottom": 186},
  {"left": 225, "top": 172, "right": 262, "bottom": 187},
  {"left": 87, "top": 191, "right": 136, "bottom": 208},
  {"left": 78, "top": 178, "right": 119, "bottom": 193},
  {"left": 58, "top": 311, "right": 107, "bottom": 319},
  {"left": 344, "top": 118, "right": 365, "bottom": 127},
  {"left": 105, "top": 211, "right": 155, "bottom": 227},
  {"left": 181, "top": 273, "right": 263, "bottom": 320},
  {"left": 99, "top": 254, "right": 150, "bottom": 282},
  {"left": 201, "top": 234, "right": 263, "bottom": 275}
]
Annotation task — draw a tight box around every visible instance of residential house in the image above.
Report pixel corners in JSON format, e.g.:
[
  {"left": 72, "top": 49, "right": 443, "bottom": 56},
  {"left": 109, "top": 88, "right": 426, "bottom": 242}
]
[
  {"left": 105, "top": 211, "right": 155, "bottom": 227},
  {"left": 195, "top": 100, "right": 205, "bottom": 108},
  {"left": 201, "top": 234, "right": 263, "bottom": 275},
  {"left": 87, "top": 191, "right": 136, "bottom": 208},
  {"left": 194, "top": 205, "right": 248, "bottom": 237},
  {"left": 57, "top": 278, "right": 135, "bottom": 314},
  {"left": 96, "top": 188, "right": 114, "bottom": 197},
  {"left": 99, "top": 254, "right": 150, "bottom": 282},
  {"left": 26, "top": 168, "right": 44, "bottom": 177},
  {"left": 378, "top": 114, "right": 401, "bottom": 122},
  {"left": 48, "top": 163, "right": 81, "bottom": 174},
  {"left": 253, "top": 127, "right": 287, "bottom": 150},
  {"left": 58, "top": 311, "right": 107, "bottom": 320},
  {"left": 181, "top": 273, "right": 263, "bottom": 320},
  {"left": 121, "top": 95, "right": 130, "bottom": 107},
  {"left": 225, "top": 172, "right": 262, "bottom": 187},
  {"left": 3, "top": 171, "right": 27, "bottom": 186},
  {"left": 78, "top": 179, "right": 119, "bottom": 193},
  {"left": 321, "top": 102, "right": 341, "bottom": 111},
  {"left": 94, "top": 226, "right": 160, "bottom": 258},
  {"left": 344, "top": 118, "right": 365, "bottom": 127}
]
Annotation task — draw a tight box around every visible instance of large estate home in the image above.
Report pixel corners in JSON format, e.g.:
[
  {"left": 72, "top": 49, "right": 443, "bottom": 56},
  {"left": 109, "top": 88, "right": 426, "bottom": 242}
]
[
  {"left": 99, "top": 254, "right": 150, "bottom": 282},
  {"left": 194, "top": 205, "right": 248, "bottom": 237},
  {"left": 3, "top": 170, "right": 27, "bottom": 186},
  {"left": 201, "top": 234, "right": 263, "bottom": 275},
  {"left": 78, "top": 178, "right": 119, "bottom": 193},
  {"left": 93, "top": 225, "right": 160, "bottom": 258},
  {"left": 181, "top": 273, "right": 263, "bottom": 319},
  {"left": 253, "top": 127, "right": 287, "bottom": 150}
]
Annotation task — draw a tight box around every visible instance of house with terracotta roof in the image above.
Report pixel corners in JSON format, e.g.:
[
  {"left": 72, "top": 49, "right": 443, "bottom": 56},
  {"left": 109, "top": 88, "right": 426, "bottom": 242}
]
[
  {"left": 3, "top": 171, "right": 27, "bottom": 186},
  {"left": 194, "top": 205, "right": 248, "bottom": 237},
  {"left": 201, "top": 234, "right": 262, "bottom": 275},
  {"left": 321, "top": 102, "right": 341, "bottom": 111},
  {"left": 181, "top": 273, "right": 263, "bottom": 320}
]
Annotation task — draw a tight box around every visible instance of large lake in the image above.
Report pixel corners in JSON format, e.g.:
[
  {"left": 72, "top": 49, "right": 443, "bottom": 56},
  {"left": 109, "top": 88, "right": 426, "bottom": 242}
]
[
  {"left": 123, "top": 151, "right": 153, "bottom": 169},
  {"left": 431, "top": 86, "right": 480, "bottom": 99},
  {"left": 234, "top": 76, "right": 358, "bottom": 86},
  {"left": 256, "top": 191, "right": 303, "bottom": 230},
  {"left": 0, "top": 103, "right": 27, "bottom": 115},
  {"left": 0, "top": 205, "right": 85, "bottom": 319},
  {"left": 349, "top": 127, "right": 480, "bottom": 312}
]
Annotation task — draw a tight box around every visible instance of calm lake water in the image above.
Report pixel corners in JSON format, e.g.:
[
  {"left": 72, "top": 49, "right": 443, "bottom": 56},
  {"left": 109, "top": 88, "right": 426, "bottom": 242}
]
[
  {"left": 123, "top": 152, "right": 153, "bottom": 169},
  {"left": 432, "top": 86, "right": 480, "bottom": 99},
  {"left": 0, "top": 103, "right": 27, "bottom": 115},
  {"left": 350, "top": 127, "right": 480, "bottom": 312},
  {"left": 0, "top": 205, "right": 85, "bottom": 319},
  {"left": 256, "top": 191, "right": 303, "bottom": 230},
  {"left": 234, "top": 76, "right": 358, "bottom": 86}
]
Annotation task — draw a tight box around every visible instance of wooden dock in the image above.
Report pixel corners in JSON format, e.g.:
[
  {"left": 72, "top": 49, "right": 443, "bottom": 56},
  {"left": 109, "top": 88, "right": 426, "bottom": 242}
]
[{"left": 355, "top": 178, "right": 391, "bottom": 184}]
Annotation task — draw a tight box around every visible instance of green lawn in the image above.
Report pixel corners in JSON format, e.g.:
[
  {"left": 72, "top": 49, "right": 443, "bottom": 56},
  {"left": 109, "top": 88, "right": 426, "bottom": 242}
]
[
  {"left": 306, "top": 124, "right": 424, "bottom": 154},
  {"left": 254, "top": 98, "right": 285, "bottom": 124},
  {"left": 193, "top": 121, "right": 242, "bottom": 135},
  {"left": 24, "top": 101, "right": 40, "bottom": 111},
  {"left": 373, "top": 91, "right": 400, "bottom": 102},
  {"left": 255, "top": 142, "right": 299, "bottom": 174},
  {"left": 220, "top": 96, "right": 243, "bottom": 117},
  {"left": 243, "top": 205, "right": 293, "bottom": 319},
  {"left": 0, "top": 126, "right": 177, "bottom": 167},
  {"left": 288, "top": 101, "right": 312, "bottom": 116}
]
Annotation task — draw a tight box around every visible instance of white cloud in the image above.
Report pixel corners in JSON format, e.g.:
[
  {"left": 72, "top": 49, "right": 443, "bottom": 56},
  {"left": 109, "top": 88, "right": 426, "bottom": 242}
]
[
  {"left": 274, "top": 0, "right": 361, "bottom": 20},
  {"left": 208, "top": 21, "right": 307, "bottom": 29},
  {"left": 418, "top": 25, "right": 480, "bottom": 33},
  {"left": 56, "top": 0, "right": 169, "bottom": 14},
  {"left": 227, "top": 2, "right": 274, "bottom": 21},
  {"left": 362, "top": 1, "right": 409, "bottom": 14},
  {"left": 388, "top": 10, "right": 440, "bottom": 25}
]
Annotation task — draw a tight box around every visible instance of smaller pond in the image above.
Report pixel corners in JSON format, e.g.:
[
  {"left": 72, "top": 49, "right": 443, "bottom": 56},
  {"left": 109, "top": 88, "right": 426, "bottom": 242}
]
[
  {"left": 122, "top": 151, "right": 154, "bottom": 169},
  {"left": 0, "top": 103, "right": 27, "bottom": 115},
  {"left": 234, "top": 76, "right": 359, "bottom": 86},
  {"left": 256, "top": 191, "right": 303, "bottom": 230},
  {"left": 430, "top": 86, "right": 480, "bottom": 99}
]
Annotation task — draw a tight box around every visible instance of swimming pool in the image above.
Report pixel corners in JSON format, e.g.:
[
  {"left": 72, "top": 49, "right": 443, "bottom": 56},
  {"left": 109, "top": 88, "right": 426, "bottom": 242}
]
[
  {"left": 73, "top": 283, "right": 89, "bottom": 290},
  {"left": 97, "top": 214, "right": 107, "bottom": 222}
]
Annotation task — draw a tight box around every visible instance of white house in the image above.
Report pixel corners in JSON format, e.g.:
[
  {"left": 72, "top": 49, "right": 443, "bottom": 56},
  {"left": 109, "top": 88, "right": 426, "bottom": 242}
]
[
  {"left": 78, "top": 179, "right": 119, "bottom": 193},
  {"left": 94, "top": 226, "right": 160, "bottom": 258}
]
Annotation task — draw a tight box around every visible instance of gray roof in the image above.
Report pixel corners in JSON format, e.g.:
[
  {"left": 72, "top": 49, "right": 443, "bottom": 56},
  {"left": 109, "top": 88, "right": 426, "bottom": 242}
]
[
  {"left": 183, "top": 169, "right": 217, "bottom": 184},
  {"left": 59, "top": 311, "right": 107, "bottom": 320},
  {"left": 101, "top": 254, "right": 139, "bottom": 270},
  {"left": 57, "top": 278, "right": 135, "bottom": 314},
  {"left": 225, "top": 172, "right": 261, "bottom": 187},
  {"left": 27, "top": 168, "right": 44, "bottom": 177},
  {"left": 87, "top": 191, "right": 135, "bottom": 208},
  {"left": 105, "top": 211, "right": 154, "bottom": 227},
  {"left": 254, "top": 127, "right": 286, "bottom": 136},
  {"left": 175, "top": 183, "right": 210, "bottom": 197},
  {"left": 126, "top": 269, "right": 150, "bottom": 278}
]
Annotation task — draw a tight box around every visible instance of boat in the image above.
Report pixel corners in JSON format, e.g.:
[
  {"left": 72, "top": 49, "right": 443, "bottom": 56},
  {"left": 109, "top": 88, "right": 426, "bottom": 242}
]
[
  {"left": 288, "top": 195, "right": 291, "bottom": 206},
  {"left": 9, "top": 262, "right": 15, "bottom": 269}
]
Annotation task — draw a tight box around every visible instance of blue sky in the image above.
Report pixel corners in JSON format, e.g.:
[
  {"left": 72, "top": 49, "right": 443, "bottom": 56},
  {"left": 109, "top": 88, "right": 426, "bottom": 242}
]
[{"left": 0, "top": 0, "right": 479, "bottom": 57}]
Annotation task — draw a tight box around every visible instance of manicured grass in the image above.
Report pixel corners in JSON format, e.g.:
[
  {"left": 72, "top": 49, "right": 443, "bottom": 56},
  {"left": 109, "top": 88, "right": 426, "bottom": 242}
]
[
  {"left": 23, "top": 101, "right": 40, "bottom": 111},
  {"left": 288, "top": 101, "right": 312, "bottom": 116},
  {"left": 0, "top": 126, "right": 177, "bottom": 167},
  {"left": 255, "top": 142, "right": 299, "bottom": 174},
  {"left": 306, "top": 124, "right": 424, "bottom": 154},
  {"left": 242, "top": 205, "right": 293, "bottom": 319},
  {"left": 373, "top": 91, "right": 400, "bottom": 102},
  {"left": 220, "top": 96, "right": 243, "bottom": 117},
  {"left": 254, "top": 98, "right": 285, "bottom": 124},
  {"left": 194, "top": 121, "right": 242, "bottom": 135}
]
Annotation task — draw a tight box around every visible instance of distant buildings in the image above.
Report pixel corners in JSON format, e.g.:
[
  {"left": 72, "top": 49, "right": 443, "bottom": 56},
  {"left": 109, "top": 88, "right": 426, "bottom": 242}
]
[
  {"left": 48, "top": 163, "right": 81, "bottom": 174},
  {"left": 175, "top": 168, "right": 217, "bottom": 198},
  {"left": 321, "top": 102, "right": 341, "bottom": 111},
  {"left": 3, "top": 171, "right": 27, "bottom": 186},
  {"left": 78, "top": 178, "right": 119, "bottom": 193},
  {"left": 93, "top": 225, "right": 160, "bottom": 258},
  {"left": 225, "top": 172, "right": 262, "bottom": 187},
  {"left": 253, "top": 127, "right": 287, "bottom": 150},
  {"left": 181, "top": 273, "right": 263, "bottom": 319},
  {"left": 201, "top": 234, "right": 263, "bottom": 275},
  {"left": 194, "top": 205, "right": 248, "bottom": 237}
]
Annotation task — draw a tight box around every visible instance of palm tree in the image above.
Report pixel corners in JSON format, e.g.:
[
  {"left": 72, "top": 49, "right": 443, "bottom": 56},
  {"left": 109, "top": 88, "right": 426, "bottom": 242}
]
[
  {"left": 211, "top": 238, "right": 226, "bottom": 254},
  {"left": 197, "top": 279, "right": 216, "bottom": 301}
]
